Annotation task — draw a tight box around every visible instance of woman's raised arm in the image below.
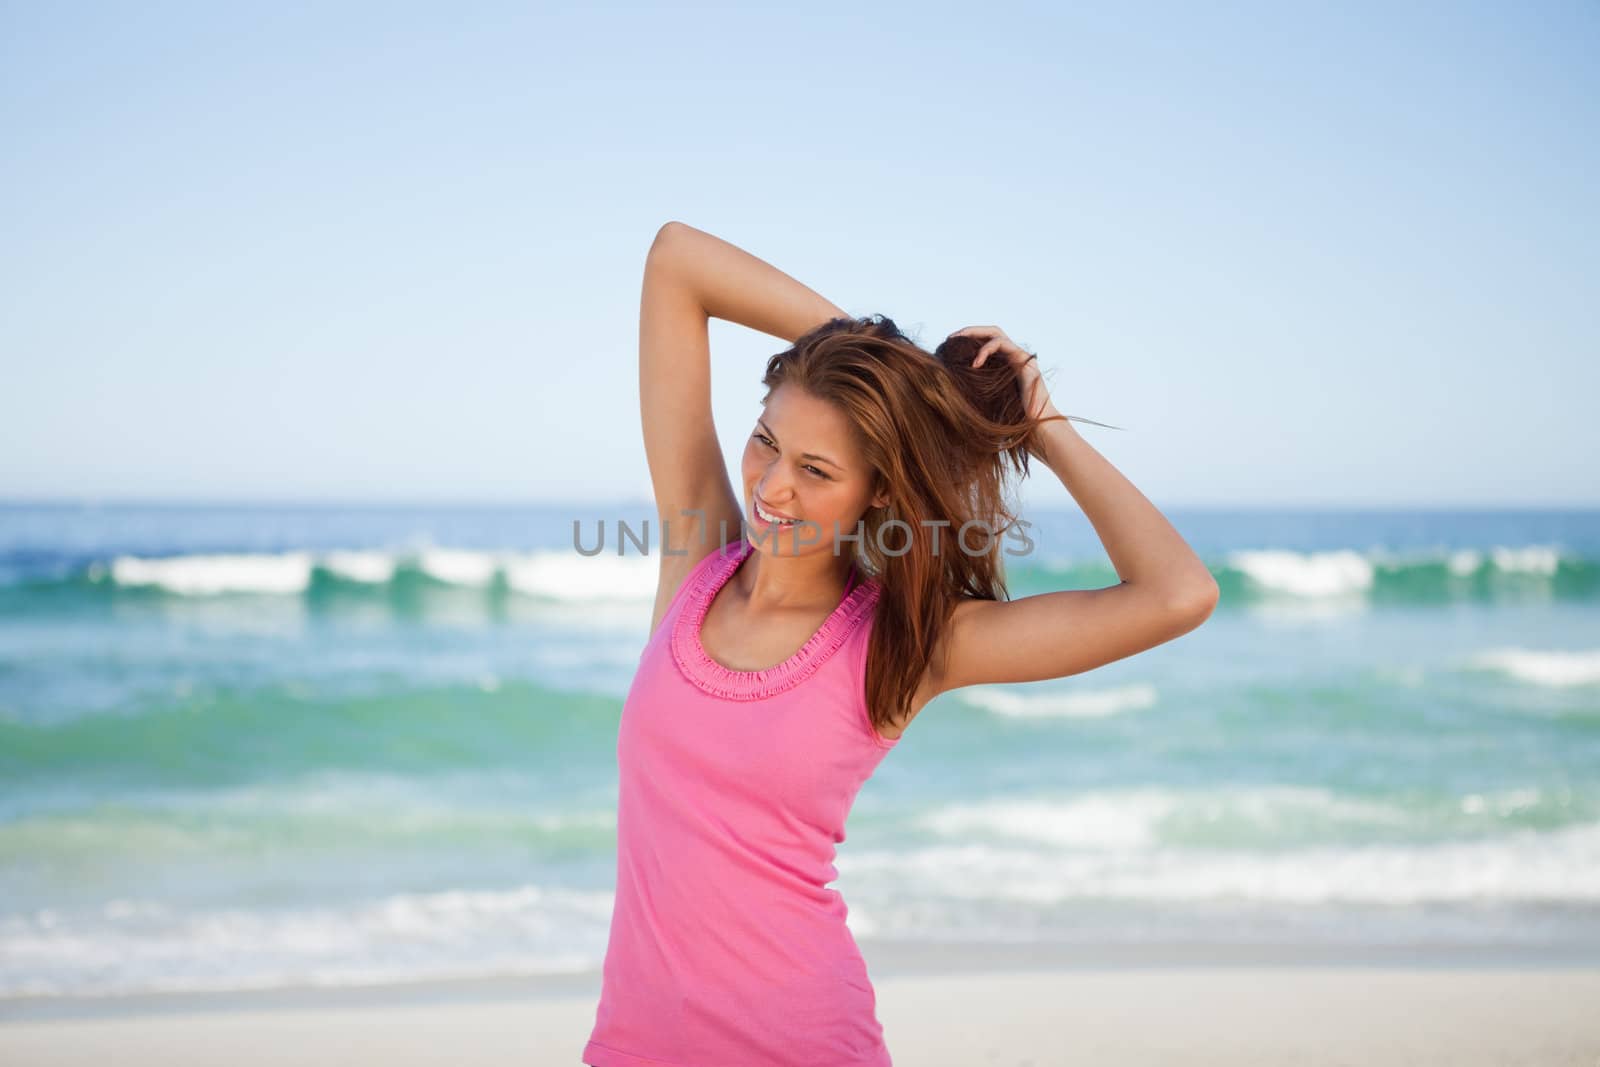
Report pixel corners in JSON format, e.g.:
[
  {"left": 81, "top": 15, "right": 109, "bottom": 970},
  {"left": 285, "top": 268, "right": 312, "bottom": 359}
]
[
  {"left": 920, "top": 327, "right": 1219, "bottom": 699},
  {"left": 651, "top": 221, "right": 847, "bottom": 341},
  {"left": 638, "top": 222, "right": 846, "bottom": 633}
]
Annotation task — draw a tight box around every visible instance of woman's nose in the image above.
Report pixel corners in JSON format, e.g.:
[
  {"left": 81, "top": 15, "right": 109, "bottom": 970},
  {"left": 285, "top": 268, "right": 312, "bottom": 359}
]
[{"left": 757, "top": 475, "right": 793, "bottom": 504}]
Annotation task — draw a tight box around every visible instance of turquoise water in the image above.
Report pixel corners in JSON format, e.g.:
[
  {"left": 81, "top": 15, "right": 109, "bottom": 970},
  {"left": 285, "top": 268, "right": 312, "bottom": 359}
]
[{"left": 2, "top": 501, "right": 1598, "bottom": 999}]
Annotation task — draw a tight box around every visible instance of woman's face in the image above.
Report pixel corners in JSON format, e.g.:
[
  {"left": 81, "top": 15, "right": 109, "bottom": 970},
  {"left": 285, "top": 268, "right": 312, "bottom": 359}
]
[{"left": 740, "top": 384, "right": 885, "bottom": 560}]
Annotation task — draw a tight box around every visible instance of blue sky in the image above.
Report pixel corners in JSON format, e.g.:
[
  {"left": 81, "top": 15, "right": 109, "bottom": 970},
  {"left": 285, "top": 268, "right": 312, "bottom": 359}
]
[{"left": 2, "top": 1, "right": 1595, "bottom": 508}]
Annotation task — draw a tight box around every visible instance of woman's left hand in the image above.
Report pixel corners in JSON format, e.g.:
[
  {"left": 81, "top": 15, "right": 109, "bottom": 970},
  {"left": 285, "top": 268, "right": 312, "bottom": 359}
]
[{"left": 948, "top": 324, "right": 1059, "bottom": 421}]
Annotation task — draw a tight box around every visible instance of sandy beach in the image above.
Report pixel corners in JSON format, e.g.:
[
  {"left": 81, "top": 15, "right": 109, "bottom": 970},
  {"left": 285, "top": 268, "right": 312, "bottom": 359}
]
[{"left": 3, "top": 963, "right": 1597, "bottom": 1066}]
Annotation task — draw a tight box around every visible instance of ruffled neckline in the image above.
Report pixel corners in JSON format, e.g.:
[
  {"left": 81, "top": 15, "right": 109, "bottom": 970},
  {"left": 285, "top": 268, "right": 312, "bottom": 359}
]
[{"left": 671, "top": 538, "right": 880, "bottom": 701}]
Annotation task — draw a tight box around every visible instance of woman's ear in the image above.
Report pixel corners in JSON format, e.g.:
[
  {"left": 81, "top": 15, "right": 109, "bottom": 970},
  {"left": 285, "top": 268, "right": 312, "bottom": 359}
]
[{"left": 868, "top": 476, "right": 889, "bottom": 511}]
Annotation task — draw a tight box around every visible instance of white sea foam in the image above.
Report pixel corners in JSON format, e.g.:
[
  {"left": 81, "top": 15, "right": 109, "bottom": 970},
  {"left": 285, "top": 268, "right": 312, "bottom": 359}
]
[
  {"left": 852, "top": 810, "right": 1600, "bottom": 906},
  {"left": 0, "top": 883, "right": 614, "bottom": 998},
  {"left": 104, "top": 552, "right": 315, "bottom": 595},
  {"left": 1468, "top": 647, "right": 1600, "bottom": 688},
  {"left": 416, "top": 547, "right": 501, "bottom": 587},
  {"left": 913, "top": 785, "right": 1410, "bottom": 851},
  {"left": 920, "top": 791, "right": 1172, "bottom": 849},
  {"left": 1490, "top": 544, "right": 1561, "bottom": 576},
  {"left": 1227, "top": 548, "right": 1374, "bottom": 597},
  {"left": 502, "top": 550, "right": 656, "bottom": 601},
  {"left": 320, "top": 549, "right": 397, "bottom": 584},
  {"left": 957, "top": 683, "right": 1158, "bottom": 719}
]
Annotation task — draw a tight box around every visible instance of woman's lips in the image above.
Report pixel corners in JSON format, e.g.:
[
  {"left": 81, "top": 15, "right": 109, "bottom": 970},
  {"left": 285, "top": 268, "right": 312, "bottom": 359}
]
[{"left": 752, "top": 494, "right": 797, "bottom": 524}]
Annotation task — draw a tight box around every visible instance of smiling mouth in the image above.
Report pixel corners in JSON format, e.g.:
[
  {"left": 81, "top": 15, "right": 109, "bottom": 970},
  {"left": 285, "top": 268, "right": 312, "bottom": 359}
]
[{"left": 753, "top": 496, "right": 799, "bottom": 525}]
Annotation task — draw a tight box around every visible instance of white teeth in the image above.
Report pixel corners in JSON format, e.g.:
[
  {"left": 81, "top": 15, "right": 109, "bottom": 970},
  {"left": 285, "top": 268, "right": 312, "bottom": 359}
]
[{"left": 755, "top": 501, "right": 796, "bottom": 525}]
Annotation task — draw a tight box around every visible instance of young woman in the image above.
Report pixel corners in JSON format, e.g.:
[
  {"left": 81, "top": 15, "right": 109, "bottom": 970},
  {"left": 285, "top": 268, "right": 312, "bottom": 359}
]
[{"left": 581, "top": 222, "right": 1219, "bottom": 1067}]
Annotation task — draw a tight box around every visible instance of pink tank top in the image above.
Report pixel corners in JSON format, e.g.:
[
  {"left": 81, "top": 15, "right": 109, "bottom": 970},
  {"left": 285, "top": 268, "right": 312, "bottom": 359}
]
[{"left": 582, "top": 536, "right": 900, "bottom": 1067}]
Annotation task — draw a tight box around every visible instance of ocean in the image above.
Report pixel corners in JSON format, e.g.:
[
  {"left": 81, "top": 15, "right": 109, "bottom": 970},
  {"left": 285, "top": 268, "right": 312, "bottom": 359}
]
[{"left": 2, "top": 500, "right": 1597, "bottom": 1003}]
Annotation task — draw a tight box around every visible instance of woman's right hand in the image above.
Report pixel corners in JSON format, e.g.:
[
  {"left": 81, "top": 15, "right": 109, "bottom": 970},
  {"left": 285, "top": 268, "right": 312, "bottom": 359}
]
[{"left": 948, "top": 324, "right": 1060, "bottom": 422}]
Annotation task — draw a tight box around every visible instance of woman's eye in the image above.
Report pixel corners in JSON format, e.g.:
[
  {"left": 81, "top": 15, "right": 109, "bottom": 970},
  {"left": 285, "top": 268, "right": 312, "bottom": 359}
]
[{"left": 752, "top": 434, "right": 827, "bottom": 478}]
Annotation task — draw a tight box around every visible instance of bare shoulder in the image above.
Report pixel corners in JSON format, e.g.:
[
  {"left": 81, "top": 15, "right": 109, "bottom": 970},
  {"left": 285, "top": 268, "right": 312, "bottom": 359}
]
[{"left": 647, "top": 533, "right": 738, "bottom": 638}]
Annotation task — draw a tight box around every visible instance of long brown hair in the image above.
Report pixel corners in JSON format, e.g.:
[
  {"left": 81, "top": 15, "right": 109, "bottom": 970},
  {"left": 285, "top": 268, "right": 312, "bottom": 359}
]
[{"left": 760, "top": 314, "right": 1083, "bottom": 736}]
